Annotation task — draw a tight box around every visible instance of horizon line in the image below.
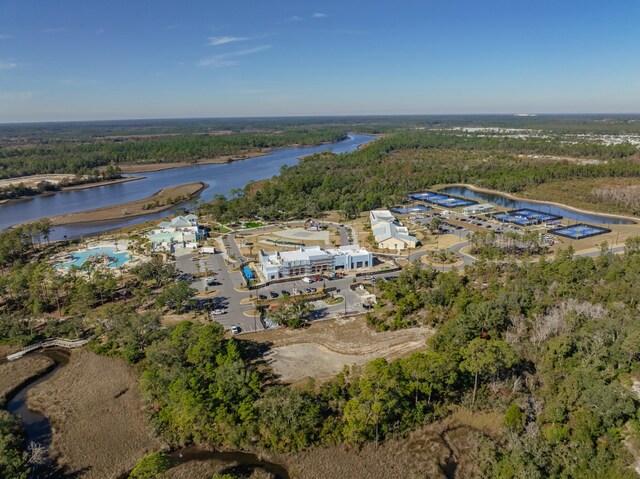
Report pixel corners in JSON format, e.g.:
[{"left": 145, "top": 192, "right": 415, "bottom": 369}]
[{"left": 2, "top": 112, "right": 640, "bottom": 126}]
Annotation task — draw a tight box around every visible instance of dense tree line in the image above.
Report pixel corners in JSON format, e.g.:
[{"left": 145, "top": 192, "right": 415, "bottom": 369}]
[
  {"left": 0, "top": 130, "right": 347, "bottom": 179},
  {"left": 131, "top": 244, "right": 640, "bottom": 477},
  {"left": 3, "top": 230, "right": 640, "bottom": 476},
  {"left": 199, "top": 131, "right": 640, "bottom": 222}
]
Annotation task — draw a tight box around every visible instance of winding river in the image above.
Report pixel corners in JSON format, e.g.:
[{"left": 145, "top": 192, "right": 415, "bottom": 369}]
[
  {"left": 6, "top": 351, "right": 290, "bottom": 479},
  {"left": 0, "top": 133, "right": 376, "bottom": 241}
]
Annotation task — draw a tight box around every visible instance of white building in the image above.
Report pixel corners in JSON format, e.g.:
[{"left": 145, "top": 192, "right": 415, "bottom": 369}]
[
  {"left": 147, "top": 214, "right": 203, "bottom": 251},
  {"left": 259, "top": 245, "right": 373, "bottom": 281},
  {"left": 370, "top": 210, "right": 417, "bottom": 251},
  {"left": 461, "top": 204, "right": 495, "bottom": 215}
]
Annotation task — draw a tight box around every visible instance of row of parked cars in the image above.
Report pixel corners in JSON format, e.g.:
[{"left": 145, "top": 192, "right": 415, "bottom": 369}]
[{"left": 258, "top": 286, "right": 318, "bottom": 300}]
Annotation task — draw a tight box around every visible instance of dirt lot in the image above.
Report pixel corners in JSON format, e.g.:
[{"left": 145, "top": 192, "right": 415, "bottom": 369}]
[
  {"left": 27, "top": 350, "right": 165, "bottom": 479},
  {"left": 0, "top": 355, "right": 55, "bottom": 403},
  {"left": 48, "top": 182, "right": 205, "bottom": 226},
  {"left": 243, "top": 316, "right": 432, "bottom": 382}
]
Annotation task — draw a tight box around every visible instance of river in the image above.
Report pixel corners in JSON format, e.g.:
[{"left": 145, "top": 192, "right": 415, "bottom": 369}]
[
  {"left": 440, "top": 185, "right": 636, "bottom": 225},
  {"left": 0, "top": 133, "right": 376, "bottom": 241},
  {"left": 5, "top": 350, "right": 290, "bottom": 479}
]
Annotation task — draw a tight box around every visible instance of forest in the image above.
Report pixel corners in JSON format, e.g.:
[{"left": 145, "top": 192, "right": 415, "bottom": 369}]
[
  {"left": 5, "top": 236, "right": 640, "bottom": 477},
  {"left": 0, "top": 129, "right": 347, "bottom": 179},
  {"left": 199, "top": 130, "right": 640, "bottom": 221},
  {"left": 2, "top": 121, "right": 640, "bottom": 478},
  {"left": 99, "top": 246, "right": 640, "bottom": 478}
]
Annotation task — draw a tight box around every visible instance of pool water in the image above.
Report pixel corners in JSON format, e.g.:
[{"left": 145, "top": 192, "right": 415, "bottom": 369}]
[{"left": 57, "top": 247, "right": 132, "bottom": 269}]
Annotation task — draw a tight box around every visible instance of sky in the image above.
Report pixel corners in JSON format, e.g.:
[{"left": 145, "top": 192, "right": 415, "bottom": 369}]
[{"left": 0, "top": 0, "right": 639, "bottom": 122}]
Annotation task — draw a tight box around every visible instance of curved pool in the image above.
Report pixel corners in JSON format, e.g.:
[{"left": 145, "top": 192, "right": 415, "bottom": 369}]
[
  {"left": 439, "top": 186, "right": 636, "bottom": 225},
  {"left": 56, "top": 246, "right": 132, "bottom": 269}
]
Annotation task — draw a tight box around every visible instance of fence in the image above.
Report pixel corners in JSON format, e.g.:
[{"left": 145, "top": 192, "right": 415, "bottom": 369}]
[{"left": 6, "top": 338, "right": 90, "bottom": 361}]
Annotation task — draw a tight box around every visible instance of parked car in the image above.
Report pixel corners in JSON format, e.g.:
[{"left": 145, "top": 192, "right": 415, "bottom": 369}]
[
  {"left": 270, "top": 291, "right": 279, "bottom": 298},
  {"left": 302, "top": 277, "right": 313, "bottom": 284},
  {"left": 231, "top": 325, "right": 241, "bottom": 334},
  {"left": 211, "top": 309, "right": 225, "bottom": 315},
  {"left": 258, "top": 294, "right": 267, "bottom": 300}
]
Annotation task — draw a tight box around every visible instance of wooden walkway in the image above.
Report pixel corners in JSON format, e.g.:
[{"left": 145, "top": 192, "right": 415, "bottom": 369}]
[{"left": 6, "top": 338, "right": 90, "bottom": 361}]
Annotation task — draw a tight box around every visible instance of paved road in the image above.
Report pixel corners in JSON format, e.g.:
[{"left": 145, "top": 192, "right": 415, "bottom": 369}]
[{"left": 173, "top": 218, "right": 621, "bottom": 334}]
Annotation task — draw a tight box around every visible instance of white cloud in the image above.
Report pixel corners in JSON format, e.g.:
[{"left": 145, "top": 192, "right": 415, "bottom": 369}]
[
  {"left": 287, "top": 16, "right": 303, "bottom": 22},
  {"left": 0, "top": 60, "right": 17, "bottom": 70},
  {"left": 208, "top": 36, "right": 249, "bottom": 46},
  {"left": 0, "top": 34, "right": 12, "bottom": 40},
  {"left": 313, "top": 12, "right": 328, "bottom": 18},
  {"left": 198, "top": 45, "right": 271, "bottom": 68},
  {"left": 95, "top": 28, "right": 105, "bottom": 35}
]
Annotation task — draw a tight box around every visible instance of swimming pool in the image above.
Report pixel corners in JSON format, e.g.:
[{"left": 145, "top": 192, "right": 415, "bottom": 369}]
[{"left": 57, "top": 247, "right": 132, "bottom": 269}]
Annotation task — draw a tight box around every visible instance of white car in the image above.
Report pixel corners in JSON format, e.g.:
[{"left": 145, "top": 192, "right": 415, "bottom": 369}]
[
  {"left": 230, "top": 325, "right": 241, "bottom": 334},
  {"left": 211, "top": 309, "right": 225, "bottom": 315}
]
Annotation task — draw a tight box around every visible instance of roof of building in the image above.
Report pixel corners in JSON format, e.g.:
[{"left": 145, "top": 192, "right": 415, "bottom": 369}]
[
  {"left": 326, "top": 245, "right": 372, "bottom": 257},
  {"left": 156, "top": 215, "right": 199, "bottom": 229},
  {"left": 371, "top": 211, "right": 417, "bottom": 244},
  {"left": 260, "top": 245, "right": 372, "bottom": 268},
  {"left": 370, "top": 210, "right": 397, "bottom": 223}
]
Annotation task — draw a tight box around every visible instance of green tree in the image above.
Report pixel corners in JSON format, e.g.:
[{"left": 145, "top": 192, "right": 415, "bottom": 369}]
[
  {"left": 504, "top": 404, "right": 526, "bottom": 433},
  {"left": 460, "top": 338, "right": 517, "bottom": 404},
  {"left": 128, "top": 452, "right": 171, "bottom": 479},
  {"left": 0, "top": 411, "right": 30, "bottom": 479},
  {"left": 342, "top": 358, "right": 403, "bottom": 445},
  {"left": 156, "top": 281, "right": 196, "bottom": 314}
]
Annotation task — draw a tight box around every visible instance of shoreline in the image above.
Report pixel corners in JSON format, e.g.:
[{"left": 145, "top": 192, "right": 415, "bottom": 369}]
[
  {"left": 0, "top": 176, "right": 143, "bottom": 205},
  {"left": 46, "top": 182, "right": 206, "bottom": 226},
  {"left": 1, "top": 133, "right": 372, "bottom": 204},
  {"left": 439, "top": 183, "right": 639, "bottom": 224},
  {"left": 117, "top": 135, "right": 359, "bottom": 174}
]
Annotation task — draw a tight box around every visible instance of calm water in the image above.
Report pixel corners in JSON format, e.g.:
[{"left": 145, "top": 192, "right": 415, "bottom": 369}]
[
  {"left": 0, "top": 134, "right": 376, "bottom": 240},
  {"left": 440, "top": 186, "right": 636, "bottom": 225},
  {"left": 55, "top": 246, "right": 132, "bottom": 269}
]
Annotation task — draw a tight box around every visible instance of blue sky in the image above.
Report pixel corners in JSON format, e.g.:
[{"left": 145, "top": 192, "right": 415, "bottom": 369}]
[{"left": 0, "top": 0, "right": 639, "bottom": 122}]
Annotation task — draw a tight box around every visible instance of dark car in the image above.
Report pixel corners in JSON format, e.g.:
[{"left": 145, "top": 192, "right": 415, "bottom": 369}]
[
  {"left": 270, "top": 291, "right": 279, "bottom": 298},
  {"left": 258, "top": 294, "right": 267, "bottom": 300}
]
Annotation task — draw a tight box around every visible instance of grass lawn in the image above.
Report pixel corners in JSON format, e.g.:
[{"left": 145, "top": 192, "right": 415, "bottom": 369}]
[{"left": 243, "top": 221, "right": 264, "bottom": 229}]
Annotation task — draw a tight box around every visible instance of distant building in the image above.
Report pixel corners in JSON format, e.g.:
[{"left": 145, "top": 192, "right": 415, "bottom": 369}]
[
  {"left": 259, "top": 245, "right": 373, "bottom": 281},
  {"left": 461, "top": 204, "right": 495, "bottom": 215},
  {"left": 370, "top": 210, "right": 417, "bottom": 251},
  {"left": 147, "top": 214, "right": 203, "bottom": 251}
]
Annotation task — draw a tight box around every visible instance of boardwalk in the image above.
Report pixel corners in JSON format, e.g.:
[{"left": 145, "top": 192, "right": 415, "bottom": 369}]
[{"left": 6, "top": 338, "right": 90, "bottom": 361}]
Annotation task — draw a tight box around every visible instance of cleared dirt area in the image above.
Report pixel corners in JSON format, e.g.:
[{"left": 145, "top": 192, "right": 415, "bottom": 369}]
[
  {"left": 0, "top": 355, "right": 55, "bottom": 403},
  {"left": 0, "top": 174, "right": 138, "bottom": 191},
  {"left": 27, "top": 350, "right": 165, "bottom": 479},
  {"left": 243, "top": 316, "right": 432, "bottom": 382},
  {"left": 0, "top": 174, "right": 77, "bottom": 188},
  {"left": 48, "top": 182, "right": 205, "bottom": 226}
]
